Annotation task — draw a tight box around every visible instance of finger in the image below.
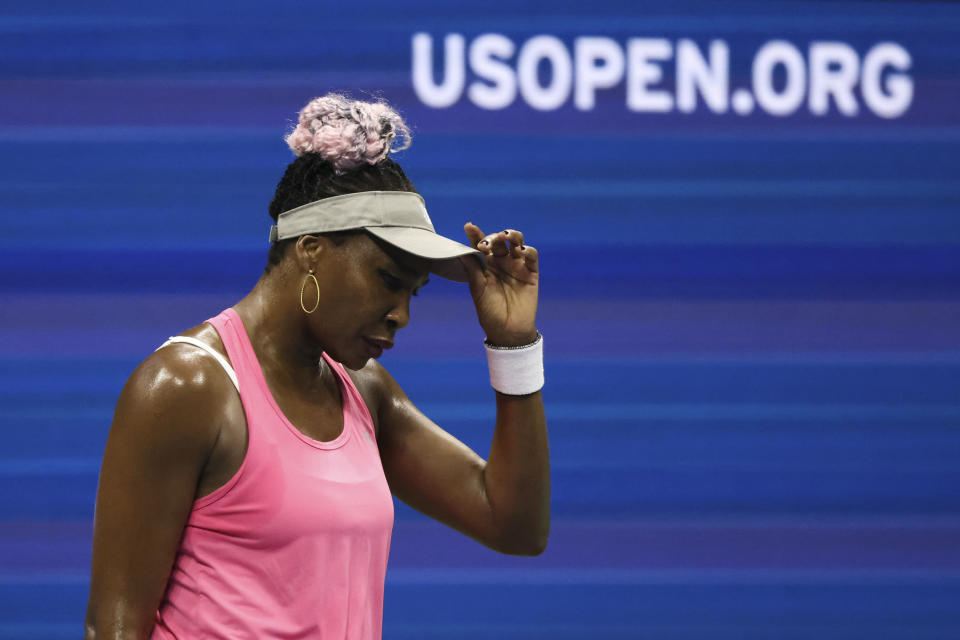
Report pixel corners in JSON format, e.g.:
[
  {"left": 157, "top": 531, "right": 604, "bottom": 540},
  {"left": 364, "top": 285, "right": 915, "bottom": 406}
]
[
  {"left": 464, "top": 222, "right": 486, "bottom": 248},
  {"left": 475, "top": 235, "right": 494, "bottom": 256},
  {"left": 519, "top": 244, "right": 539, "bottom": 273},
  {"left": 459, "top": 254, "right": 486, "bottom": 293},
  {"left": 502, "top": 229, "right": 525, "bottom": 249},
  {"left": 485, "top": 232, "right": 510, "bottom": 257}
]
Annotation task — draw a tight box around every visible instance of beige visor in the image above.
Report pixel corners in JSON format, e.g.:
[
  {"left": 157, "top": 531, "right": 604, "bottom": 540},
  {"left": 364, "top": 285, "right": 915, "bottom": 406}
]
[{"left": 270, "top": 191, "right": 483, "bottom": 282}]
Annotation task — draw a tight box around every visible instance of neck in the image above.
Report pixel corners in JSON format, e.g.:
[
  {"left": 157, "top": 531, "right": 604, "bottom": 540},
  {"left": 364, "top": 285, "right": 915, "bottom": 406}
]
[{"left": 233, "top": 267, "right": 327, "bottom": 390}]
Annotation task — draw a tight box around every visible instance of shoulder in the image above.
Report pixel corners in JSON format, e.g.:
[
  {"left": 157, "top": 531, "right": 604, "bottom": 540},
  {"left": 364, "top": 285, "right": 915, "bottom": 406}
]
[
  {"left": 345, "top": 358, "right": 408, "bottom": 437},
  {"left": 126, "top": 323, "right": 232, "bottom": 406},
  {"left": 113, "top": 322, "right": 236, "bottom": 455}
]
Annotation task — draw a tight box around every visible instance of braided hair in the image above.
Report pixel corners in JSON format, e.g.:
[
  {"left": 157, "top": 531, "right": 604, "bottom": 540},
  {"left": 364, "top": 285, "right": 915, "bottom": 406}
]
[{"left": 265, "top": 94, "right": 417, "bottom": 271}]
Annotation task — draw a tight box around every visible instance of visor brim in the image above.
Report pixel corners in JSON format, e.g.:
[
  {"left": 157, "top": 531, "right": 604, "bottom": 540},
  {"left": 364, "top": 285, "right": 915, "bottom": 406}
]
[{"left": 364, "top": 226, "right": 485, "bottom": 282}]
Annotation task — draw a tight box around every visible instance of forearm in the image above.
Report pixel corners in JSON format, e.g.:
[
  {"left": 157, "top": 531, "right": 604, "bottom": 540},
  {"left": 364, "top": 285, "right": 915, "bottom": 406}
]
[
  {"left": 84, "top": 625, "right": 147, "bottom": 640},
  {"left": 483, "top": 389, "right": 550, "bottom": 555},
  {"left": 84, "top": 607, "right": 152, "bottom": 640}
]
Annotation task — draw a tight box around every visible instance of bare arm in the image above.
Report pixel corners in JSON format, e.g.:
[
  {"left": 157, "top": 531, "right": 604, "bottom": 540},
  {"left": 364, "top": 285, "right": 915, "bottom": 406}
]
[
  {"left": 84, "top": 348, "right": 233, "bottom": 639},
  {"left": 485, "top": 389, "right": 549, "bottom": 553},
  {"left": 375, "top": 370, "right": 548, "bottom": 555},
  {"left": 375, "top": 224, "right": 549, "bottom": 555}
]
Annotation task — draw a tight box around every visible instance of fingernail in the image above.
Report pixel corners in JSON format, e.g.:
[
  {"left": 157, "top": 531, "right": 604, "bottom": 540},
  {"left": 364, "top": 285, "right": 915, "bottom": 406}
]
[{"left": 481, "top": 240, "right": 489, "bottom": 245}]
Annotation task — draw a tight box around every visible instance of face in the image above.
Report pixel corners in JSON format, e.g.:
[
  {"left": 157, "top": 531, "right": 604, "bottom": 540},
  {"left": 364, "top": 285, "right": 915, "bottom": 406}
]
[{"left": 309, "top": 232, "right": 431, "bottom": 370}]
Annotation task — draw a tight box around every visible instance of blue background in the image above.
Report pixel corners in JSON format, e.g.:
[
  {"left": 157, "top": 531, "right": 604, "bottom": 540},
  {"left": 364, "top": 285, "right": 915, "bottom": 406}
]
[{"left": 1, "top": 1, "right": 959, "bottom": 638}]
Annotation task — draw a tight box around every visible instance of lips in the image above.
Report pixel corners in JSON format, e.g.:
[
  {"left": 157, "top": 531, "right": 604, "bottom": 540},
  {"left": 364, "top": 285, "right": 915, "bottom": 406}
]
[{"left": 364, "top": 336, "right": 394, "bottom": 358}]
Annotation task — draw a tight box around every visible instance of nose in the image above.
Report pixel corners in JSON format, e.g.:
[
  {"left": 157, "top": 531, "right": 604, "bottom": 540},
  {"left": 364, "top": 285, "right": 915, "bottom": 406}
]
[{"left": 385, "top": 295, "right": 411, "bottom": 331}]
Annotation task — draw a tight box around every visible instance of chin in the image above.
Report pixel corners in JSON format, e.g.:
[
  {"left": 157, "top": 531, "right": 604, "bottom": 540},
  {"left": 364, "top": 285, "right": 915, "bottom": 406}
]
[
  {"left": 341, "top": 355, "right": 372, "bottom": 371},
  {"left": 324, "top": 343, "right": 375, "bottom": 371}
]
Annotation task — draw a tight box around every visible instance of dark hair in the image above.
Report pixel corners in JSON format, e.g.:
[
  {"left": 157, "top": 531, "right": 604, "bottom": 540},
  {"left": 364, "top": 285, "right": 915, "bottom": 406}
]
[{"left": 264, "top": 154, "right": 417, "bottom": 272}]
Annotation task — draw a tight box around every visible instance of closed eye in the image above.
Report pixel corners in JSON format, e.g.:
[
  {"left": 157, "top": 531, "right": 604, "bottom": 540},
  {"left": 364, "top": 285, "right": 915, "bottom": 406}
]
[
  {"left": 379, "top": 270, "right": 403, "bottom": 292},
  {"left": 379, "top": 269, "right": 425, "bottom": 296}
]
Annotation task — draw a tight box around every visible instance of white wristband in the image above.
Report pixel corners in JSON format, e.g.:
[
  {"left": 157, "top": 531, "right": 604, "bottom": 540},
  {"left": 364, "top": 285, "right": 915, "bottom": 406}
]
[{"left": 484, "top": 333, "right": 544, "bottom": 395}]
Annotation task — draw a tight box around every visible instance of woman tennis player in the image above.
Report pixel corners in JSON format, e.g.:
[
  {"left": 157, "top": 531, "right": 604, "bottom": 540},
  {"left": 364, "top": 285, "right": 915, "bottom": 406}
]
[{"left": 84, "top": 94, "right": 549, "bottom": 639}]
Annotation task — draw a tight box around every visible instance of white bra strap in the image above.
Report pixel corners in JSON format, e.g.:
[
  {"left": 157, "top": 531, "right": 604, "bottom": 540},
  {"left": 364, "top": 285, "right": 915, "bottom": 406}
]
[{"left": 155, "top": 336, "right": 240, "bottom": 391}]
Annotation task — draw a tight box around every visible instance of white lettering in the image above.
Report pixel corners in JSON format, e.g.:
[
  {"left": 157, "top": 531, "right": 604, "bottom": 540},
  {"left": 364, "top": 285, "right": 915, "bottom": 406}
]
[
  {"left": 861, "top": 42, "right": 913, "bottom": 119},
  {"left": 517, "top": 35, "right": 573, "bottom": 111},
  {"left": 676, "top": 39, "right": 729, "bottom": 114},
  {"left": 411, "top": 33, "right": 914, "bottom": 119},
  {"left": 626, "top": 38, "right": 673, "bottom": 112},
  {"left": 809, "top": 42, "right": 860, "bottom": 116},
  {"left": 468, "top": 34, "right": 517, "bottom": 110},
  {"left": 412, "top": 33, "right": 465, "bottom": 108},
  {"left": 574, "top": 37, "right": 625, "bottom": 110},
  {"left": 752, "top": 40, "right": 806, "bottom": 116},
  {"left": 731, "top": 89, "right": 755, "bottom": 115}
]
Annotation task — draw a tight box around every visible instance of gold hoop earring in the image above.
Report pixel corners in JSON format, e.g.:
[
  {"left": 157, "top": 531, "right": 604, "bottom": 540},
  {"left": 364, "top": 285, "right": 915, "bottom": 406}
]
[{"left": 300, "top": 269, "right": 320, "bottom": 314}]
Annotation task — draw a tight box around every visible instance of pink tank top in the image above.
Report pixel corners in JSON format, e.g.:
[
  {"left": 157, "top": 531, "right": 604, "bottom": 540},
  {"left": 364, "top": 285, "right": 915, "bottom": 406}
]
[{"left": 152, "top": 308, "right": 394, "bottom": 639}]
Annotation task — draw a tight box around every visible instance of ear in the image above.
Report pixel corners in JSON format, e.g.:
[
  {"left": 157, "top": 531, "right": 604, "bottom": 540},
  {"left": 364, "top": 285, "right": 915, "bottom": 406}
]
[{"left": 293, "top": 235, "right": 330, "bottom": 271}]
